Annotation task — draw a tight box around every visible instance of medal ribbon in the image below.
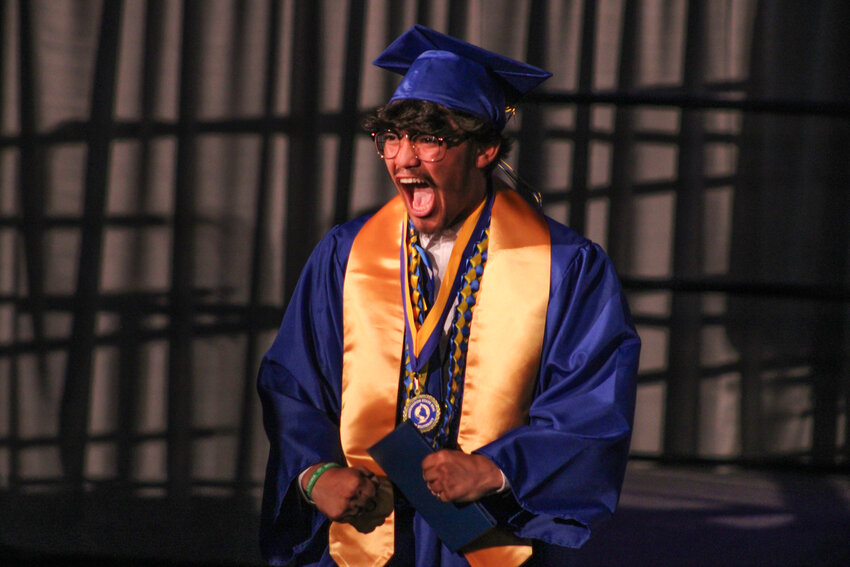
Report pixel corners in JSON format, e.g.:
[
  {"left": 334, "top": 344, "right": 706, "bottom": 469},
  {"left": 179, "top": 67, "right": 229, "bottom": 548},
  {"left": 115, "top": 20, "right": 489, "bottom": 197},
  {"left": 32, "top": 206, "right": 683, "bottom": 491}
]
[
  {"left": 399, "top": 196, "right": 489, "bottom": 375},
  {"left": 403, "top": 221, "right": 432, "bottom": 402}
]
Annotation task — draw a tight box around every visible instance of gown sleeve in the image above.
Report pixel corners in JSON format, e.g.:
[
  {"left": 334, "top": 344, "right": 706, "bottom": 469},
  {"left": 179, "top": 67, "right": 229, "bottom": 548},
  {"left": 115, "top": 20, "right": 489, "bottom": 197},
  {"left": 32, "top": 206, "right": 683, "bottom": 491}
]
[
  {"left": 475, "top": 220, "right": 640, "bottom": 550},
  {"left": 257, "top": 220, "right": 365, "bottom": 565}
]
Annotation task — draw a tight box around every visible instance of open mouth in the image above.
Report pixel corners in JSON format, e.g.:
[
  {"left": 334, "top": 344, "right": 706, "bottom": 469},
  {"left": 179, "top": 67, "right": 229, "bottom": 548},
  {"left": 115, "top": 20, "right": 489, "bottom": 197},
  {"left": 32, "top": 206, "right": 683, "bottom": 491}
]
[{"left": 398, "top": 177, "right": 435, "bottom": 217}]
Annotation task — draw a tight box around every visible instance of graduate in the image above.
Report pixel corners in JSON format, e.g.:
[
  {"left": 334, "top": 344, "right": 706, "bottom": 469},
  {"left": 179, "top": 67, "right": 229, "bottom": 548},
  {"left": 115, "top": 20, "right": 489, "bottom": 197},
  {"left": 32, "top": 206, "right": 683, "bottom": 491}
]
[{"left": 258, "top": 25, "right": 640, "bottom": 567}]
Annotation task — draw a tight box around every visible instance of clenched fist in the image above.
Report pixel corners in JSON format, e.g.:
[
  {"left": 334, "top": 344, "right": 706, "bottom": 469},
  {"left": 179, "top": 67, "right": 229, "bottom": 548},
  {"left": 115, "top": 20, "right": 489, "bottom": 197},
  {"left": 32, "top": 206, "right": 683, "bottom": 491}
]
[
  {"left": 302, "top": 464, "right": 393, "bottom": 533},
  {"left": 421, "top": 450, "right": 503, "bottom": 503}
]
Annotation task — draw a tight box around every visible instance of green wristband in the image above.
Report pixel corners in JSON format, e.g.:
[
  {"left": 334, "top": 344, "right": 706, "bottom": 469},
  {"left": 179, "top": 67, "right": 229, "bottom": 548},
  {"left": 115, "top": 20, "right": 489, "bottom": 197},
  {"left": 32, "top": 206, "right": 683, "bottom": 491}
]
[{"left": 305, "top": 462, "right": 342, "bottom": 501}]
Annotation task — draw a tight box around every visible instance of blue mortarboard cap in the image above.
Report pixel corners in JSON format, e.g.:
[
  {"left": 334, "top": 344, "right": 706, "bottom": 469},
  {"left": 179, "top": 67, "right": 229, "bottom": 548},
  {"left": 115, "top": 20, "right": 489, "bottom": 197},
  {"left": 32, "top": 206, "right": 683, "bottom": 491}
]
[{"left": 373, "top": 24, "right": 552, "bottom": 131}]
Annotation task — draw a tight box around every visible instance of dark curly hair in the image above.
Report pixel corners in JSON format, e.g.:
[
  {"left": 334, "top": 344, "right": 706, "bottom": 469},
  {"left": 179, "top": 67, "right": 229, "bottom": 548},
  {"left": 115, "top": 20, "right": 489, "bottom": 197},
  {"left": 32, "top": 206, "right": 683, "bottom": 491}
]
[{"left": 362, "top": 100, "right": 511, "bottom": 174}]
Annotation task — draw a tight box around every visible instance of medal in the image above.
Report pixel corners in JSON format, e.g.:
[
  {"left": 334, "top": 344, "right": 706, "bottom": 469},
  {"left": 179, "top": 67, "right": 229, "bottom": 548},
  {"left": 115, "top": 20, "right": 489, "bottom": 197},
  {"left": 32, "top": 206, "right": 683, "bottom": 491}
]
[{"left": 403, "top": 394, "right": 441, "bottom": 432}]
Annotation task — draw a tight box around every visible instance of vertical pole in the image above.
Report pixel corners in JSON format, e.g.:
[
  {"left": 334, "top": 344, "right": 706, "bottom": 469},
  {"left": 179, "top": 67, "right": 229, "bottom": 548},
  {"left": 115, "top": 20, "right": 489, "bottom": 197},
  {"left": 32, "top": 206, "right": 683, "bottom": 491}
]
[
  {"left": 59, "top": 0, "right": 124, "bottom": 489},
  {"left": 332, "top": 0, "right": 366, "bottom": 226},
  {"left": 168, "top": 0, "right": 202, "bottom": 498},
  {"left": 235, "top": 0, "right": 283, "bottom": 497},
  {"left": 515, "top": 0, "right": 548, "bottom": 191},
  {"left": 664, "top": 0, "right": 707, "bottom": 458},
  {"left": 568, "top": 0, "right": 600, "bottom": 234},
  {"left": 283, "top": 1, "right": 321, "bottom": 303},
  {"left": 606, "top": 0, "right": 638, "bottom": 271}
]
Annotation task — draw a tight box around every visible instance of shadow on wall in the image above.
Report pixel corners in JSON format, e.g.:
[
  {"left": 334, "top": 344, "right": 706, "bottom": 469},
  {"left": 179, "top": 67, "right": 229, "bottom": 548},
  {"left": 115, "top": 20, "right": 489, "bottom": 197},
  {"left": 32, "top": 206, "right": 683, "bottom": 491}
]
[{"left": 725, "top": 0, "right": 850, "bottom": 463}]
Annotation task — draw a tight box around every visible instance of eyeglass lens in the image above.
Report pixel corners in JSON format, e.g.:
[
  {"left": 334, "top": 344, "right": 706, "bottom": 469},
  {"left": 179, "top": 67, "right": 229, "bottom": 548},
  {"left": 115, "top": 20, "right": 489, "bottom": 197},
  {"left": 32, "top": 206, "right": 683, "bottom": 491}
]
[{"left": 374, "top": 132, "right": 445, "bottom": 162}]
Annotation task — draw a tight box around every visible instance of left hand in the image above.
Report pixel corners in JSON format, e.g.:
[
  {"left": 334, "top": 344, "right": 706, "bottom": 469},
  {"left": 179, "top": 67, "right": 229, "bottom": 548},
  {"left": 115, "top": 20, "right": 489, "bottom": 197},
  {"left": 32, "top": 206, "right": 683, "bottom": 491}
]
[
  {"left": 421, "top": 449, "right": 504, "bottom": 503},
  {"left": 348, "top": 476, "right": 394, "bottom": 533}
]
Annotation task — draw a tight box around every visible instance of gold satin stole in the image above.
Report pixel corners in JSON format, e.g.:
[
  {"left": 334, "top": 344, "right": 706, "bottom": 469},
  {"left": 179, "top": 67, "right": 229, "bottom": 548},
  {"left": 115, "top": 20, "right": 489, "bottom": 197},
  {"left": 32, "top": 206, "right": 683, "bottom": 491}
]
[{"left": 333, "top": 188, "right": 550, "bottom": 567}]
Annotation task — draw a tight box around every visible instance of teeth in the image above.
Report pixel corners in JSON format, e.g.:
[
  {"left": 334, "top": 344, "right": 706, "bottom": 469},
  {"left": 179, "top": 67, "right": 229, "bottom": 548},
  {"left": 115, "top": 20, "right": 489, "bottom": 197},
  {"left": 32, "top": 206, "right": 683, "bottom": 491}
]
[{"left": 399, "top": 177, "right": 426, "bottom": 185}]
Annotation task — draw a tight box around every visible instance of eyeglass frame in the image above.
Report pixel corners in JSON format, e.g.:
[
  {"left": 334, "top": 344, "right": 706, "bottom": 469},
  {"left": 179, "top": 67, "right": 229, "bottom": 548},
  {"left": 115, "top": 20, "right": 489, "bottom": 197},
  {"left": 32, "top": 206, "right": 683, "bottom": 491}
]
[{"left": 371, "top": 130, "right": 469, "bottom": 163}]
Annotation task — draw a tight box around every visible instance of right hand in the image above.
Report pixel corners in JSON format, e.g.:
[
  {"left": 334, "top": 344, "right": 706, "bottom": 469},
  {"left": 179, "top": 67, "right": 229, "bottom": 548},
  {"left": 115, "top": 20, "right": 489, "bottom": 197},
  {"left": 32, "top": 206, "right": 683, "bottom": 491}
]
[{"left": 304, "top": 465, "right": 391, "bottom": 532}]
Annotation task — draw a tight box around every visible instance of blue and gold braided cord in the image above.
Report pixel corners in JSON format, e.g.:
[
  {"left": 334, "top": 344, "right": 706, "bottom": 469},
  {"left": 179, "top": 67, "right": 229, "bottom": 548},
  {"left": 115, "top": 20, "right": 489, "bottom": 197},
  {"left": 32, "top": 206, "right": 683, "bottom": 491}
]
[
  {"left": 407, "top": 220, "right": 430, "bottom": 327},
  {"left": 402, "top": 217, "right": 490, "bottom": 446},
  {"left": 439, "top": 223, "right": 489, "bottom": 444}
]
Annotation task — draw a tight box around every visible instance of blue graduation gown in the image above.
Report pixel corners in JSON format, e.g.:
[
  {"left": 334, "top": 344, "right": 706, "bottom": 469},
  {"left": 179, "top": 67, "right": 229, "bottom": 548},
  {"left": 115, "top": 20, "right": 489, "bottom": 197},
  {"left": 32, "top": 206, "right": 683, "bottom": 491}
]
[{"left": 257, "top": 211, "right": 640, "bottom": 566}]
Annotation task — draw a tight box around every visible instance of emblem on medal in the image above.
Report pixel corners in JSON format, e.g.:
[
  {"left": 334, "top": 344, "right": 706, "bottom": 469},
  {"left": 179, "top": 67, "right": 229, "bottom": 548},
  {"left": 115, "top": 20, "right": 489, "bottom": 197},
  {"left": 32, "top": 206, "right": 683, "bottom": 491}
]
[{"left": 403, "top": 394, "right": 441, "bottom": 432}]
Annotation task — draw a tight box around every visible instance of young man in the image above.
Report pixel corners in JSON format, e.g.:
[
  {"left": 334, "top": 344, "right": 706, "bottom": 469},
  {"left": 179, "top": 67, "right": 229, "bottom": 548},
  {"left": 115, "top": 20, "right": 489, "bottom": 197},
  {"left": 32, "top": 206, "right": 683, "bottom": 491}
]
[{"left": 258, "top": 25, "right": 640, "bottom": 566}]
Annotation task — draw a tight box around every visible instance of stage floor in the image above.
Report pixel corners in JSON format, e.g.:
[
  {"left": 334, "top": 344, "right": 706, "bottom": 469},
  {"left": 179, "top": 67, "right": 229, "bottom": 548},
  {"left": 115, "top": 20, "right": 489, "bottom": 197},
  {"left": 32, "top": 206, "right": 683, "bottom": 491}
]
[
  {"left": 2, "top": 462, "right": 849, "bottom": 566},
  {"left": 580, "top": 462, "right": 850, "bottom": 566}
]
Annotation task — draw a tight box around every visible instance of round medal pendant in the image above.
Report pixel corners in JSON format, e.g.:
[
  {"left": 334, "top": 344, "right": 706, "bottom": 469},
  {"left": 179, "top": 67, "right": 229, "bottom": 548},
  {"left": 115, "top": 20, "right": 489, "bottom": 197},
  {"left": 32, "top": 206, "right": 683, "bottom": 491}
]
[{"left": 403, "top": 394, "right": 441, "bottom": 433}]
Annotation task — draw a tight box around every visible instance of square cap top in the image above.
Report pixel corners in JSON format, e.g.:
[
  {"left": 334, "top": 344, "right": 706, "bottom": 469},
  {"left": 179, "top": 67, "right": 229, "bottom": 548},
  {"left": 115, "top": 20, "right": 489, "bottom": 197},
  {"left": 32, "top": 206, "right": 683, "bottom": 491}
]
[{"left": 373, "top": 25, "right": 551, "bottom": 131}]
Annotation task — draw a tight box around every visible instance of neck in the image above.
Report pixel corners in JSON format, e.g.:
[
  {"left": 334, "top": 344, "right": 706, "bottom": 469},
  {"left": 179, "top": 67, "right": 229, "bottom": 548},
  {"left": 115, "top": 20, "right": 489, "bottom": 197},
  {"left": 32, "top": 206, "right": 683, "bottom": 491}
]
[{"left": 420, "top": 176, "right": 491, "bottom": 238}]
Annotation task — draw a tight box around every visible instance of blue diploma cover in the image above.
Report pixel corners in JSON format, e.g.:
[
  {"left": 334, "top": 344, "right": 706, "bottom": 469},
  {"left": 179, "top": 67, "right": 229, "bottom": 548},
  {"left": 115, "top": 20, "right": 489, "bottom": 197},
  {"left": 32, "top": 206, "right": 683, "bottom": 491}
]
[{"left": 367, "top": 420, "right": 497, "bottom": 551}]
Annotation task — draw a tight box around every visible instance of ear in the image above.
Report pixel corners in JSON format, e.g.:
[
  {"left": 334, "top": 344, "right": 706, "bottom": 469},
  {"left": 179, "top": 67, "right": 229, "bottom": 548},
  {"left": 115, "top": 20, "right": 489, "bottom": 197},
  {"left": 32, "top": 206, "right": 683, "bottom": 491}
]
[{"left": 475, "top": 143, "right": 500, "bottom": 169}]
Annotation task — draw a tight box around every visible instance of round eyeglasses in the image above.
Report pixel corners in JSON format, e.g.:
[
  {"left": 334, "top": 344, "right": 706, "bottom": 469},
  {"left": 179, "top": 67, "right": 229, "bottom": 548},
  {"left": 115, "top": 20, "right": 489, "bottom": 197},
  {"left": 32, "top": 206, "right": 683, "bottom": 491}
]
[{"left": 372, "top": 130, "right": 467, "bottom": 163}]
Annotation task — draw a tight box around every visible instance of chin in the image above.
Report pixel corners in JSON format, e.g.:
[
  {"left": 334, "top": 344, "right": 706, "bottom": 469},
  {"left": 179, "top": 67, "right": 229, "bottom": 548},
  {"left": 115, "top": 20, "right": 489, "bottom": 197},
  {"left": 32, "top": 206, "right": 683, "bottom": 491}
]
[{"left": 410, "top": 217, "right": 442, "bottom": 235}]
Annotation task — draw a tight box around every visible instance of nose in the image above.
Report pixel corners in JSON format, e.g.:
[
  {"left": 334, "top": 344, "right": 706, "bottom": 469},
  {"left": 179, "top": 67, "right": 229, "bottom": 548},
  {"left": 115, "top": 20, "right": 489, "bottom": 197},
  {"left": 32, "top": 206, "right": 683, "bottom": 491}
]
[{"left": 394, "top": 135, "right": 420, "bottom": 167}]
